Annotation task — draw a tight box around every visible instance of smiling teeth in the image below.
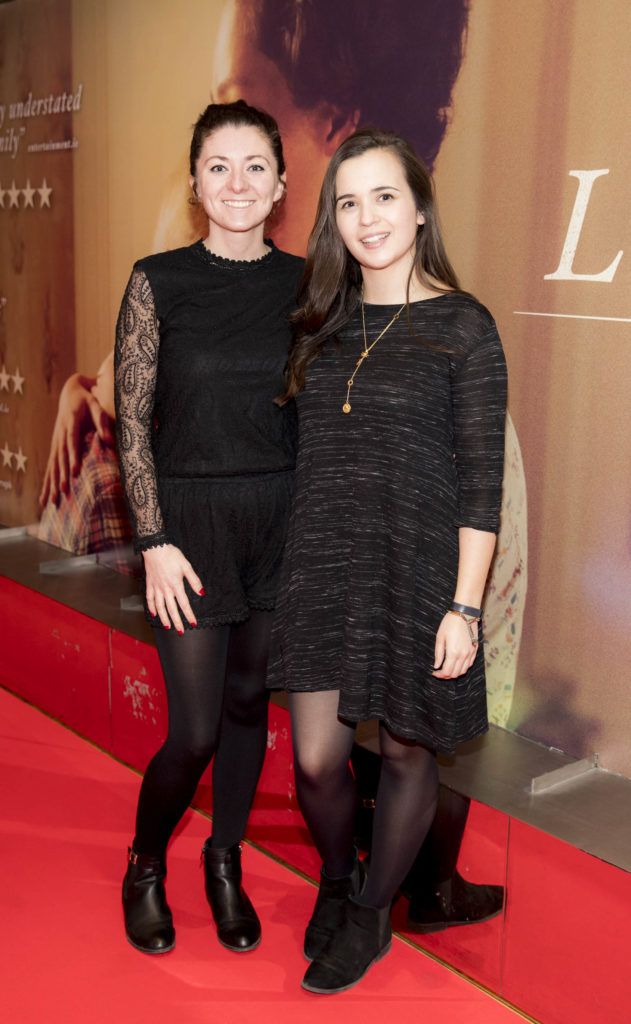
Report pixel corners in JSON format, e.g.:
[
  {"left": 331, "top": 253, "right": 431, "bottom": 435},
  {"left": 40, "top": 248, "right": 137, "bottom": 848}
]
[
  {"left": 223, "top": 200, "right": 255, "bottom": 207},
  {"left": 362, "top": 233, "right": 388, "bottom": 243}
]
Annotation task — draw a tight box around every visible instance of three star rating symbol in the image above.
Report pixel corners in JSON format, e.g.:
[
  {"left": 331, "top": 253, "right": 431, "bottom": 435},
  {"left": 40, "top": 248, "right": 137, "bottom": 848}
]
[
  {"left": 0, "top": 179, "right": 52, "bottom": 210},
  {"left": 0, "top": 366, "right": 25, "bottom": 393},
  {"left": 1, "top": 441, "right": 27, "bottom": 473}
]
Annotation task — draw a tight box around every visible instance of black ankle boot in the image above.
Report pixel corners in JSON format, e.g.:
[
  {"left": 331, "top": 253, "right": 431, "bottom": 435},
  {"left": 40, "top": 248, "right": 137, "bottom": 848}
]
[
  {"left": 302, "top": 897, "right": 392, "bottom": 994},
  {"left": 304, "top": 854, "right": 367, "bottom": 961},
  {"left": 407, "top": 871, "right": 504, "bottom": 933},
  {"left": 122, "top": 847, "right": 175, "bottom": 954},
  {"left": 202, "top": 841, "right": 261, "bottom": 952}
]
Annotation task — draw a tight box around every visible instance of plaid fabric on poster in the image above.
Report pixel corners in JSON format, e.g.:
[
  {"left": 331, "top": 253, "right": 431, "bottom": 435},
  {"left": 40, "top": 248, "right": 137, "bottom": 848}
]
[{"left": 37, "top": 430, "right": 132, "bottom": 555}]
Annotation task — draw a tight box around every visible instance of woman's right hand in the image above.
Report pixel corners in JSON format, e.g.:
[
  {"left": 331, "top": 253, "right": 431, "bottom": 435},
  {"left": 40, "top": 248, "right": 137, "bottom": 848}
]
[{"left": 142, "top": 544, "right": 204, "bottom": 633}]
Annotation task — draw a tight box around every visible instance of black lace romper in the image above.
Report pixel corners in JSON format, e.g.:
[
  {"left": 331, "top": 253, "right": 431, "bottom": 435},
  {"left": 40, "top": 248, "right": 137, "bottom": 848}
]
[
  {"left": 114, "top": 240, "right": 304, "bottom": 627},
  {"left": 267, "top": 294, "right": 508, "bottom": 753}
]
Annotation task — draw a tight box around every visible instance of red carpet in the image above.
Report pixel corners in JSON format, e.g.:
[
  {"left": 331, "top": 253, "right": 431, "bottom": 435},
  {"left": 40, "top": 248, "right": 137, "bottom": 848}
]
[{"left": 0, "top": 688, "right": 520, "bottom": 1023}]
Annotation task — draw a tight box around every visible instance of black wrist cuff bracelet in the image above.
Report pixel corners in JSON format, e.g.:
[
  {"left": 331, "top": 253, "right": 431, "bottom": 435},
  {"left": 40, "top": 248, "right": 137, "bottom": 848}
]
[{"left": 450, "top": 601, "right": 482, "bottom": 618}]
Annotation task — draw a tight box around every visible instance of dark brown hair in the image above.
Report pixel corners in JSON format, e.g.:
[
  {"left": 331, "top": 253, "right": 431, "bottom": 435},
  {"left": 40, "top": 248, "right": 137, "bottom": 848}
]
[
  {"left": 279, "top": 127, "right": 461, "bottom": 402},
  {"left": 189, "top": 99, "right": 286, "bottom": 177},
  {"left": 257, "top": 0, "right": 469, "bottom": 171}
]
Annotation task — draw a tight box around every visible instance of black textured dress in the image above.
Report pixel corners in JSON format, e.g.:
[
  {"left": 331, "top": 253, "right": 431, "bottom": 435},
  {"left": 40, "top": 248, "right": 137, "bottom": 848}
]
[
  {"left": 267, "top": 293, "right": 507, "bottom": 753},
  {"left": 114, "top": 240, "right": 304, "bottom": 627}
]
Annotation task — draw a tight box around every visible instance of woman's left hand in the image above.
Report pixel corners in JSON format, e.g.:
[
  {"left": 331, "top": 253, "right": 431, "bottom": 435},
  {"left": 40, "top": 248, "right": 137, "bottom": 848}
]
[{"left": 432, "top": 612, "right": 478, "bottom": 679}]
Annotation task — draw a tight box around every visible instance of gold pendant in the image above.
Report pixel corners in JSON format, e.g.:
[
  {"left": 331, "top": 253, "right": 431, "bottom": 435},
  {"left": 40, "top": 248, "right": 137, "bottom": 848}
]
[{"left": 342, "top": 402, "right": 351, "bottom": 414}]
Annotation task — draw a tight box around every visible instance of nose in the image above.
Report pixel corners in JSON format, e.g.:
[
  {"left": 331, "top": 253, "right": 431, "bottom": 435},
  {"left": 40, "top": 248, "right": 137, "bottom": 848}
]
[
  {"left": 358, "top": 201, "right": 377, "bottom": 227},
  {"left": 228, "top": 169, "right": 246, "bottom": 193}
]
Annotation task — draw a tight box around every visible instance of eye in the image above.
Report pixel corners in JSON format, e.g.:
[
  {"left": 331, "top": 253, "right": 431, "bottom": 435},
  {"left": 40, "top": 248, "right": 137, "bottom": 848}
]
[
  {"left": 248, "top": 163, "right": 266, "bottom": 173},
  {"left": 209, "top": 163, "right": 227, "bottom": 173},
  {"left": 338, "top": 199, "right": 356, "bottom": 210},
  {"left": 377, "top": 192, "right": 394, "bottom": 202}
]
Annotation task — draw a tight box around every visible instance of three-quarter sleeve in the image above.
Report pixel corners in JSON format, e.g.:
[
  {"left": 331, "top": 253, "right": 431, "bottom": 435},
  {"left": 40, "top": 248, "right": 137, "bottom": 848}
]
[
  {"left": 452, "top": 325, "right": 508, "bottom": 534},
  {"left": 114, "top": 266, "right": 169, "bottom": 552}
]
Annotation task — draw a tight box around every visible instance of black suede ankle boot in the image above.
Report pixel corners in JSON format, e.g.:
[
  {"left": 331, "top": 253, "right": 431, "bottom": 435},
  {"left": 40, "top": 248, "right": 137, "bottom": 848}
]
[
  {"left": 302, "top": 896, "right": 392, "bottom": 994},
  {"left": 122, "top": 847, "right": 175, "bottom": 954},
  {"left": 202, "top": 841, "right": 261, "bottom": 952},
  {"left": 304, "top": 854, "right": 367, "bottom": 961},
  {"left": 407, "top": 870, "right": 504, "bottom": 933}
]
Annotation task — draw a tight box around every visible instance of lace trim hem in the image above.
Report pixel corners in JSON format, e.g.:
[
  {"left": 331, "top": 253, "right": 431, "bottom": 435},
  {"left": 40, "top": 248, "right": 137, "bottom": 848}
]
[{"left": 134, "top": 533, "right": 171, "bottom": 554}]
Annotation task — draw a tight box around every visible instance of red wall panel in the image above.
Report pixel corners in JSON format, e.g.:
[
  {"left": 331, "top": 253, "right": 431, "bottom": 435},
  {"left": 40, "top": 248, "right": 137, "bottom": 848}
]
[
  {"left": 108, "top": 630, "right": 167, "bottom": 773},
  {"left": 0, "top": 577, "right": 111, "bottom": 749}
]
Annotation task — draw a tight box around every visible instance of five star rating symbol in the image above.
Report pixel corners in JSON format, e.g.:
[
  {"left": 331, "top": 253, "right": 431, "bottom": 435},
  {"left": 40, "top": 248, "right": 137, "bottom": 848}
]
[
  {"left": 0, "top": 179, "right": 53, "bottom": 210},
  {"left": 0, "top": 442, "right": 27, "bottom": 473},
  {"left": 22, "top": 180, "right": 36, "bottom": 208},
  {"left": 12, "top": 367, "right": 24, "bottom": 394},
  {"left": 38, "top": 179, "right": 53, "bottom": 207},
  {"left": 0, "top": 366, "right": 25, "bottom": 393}
]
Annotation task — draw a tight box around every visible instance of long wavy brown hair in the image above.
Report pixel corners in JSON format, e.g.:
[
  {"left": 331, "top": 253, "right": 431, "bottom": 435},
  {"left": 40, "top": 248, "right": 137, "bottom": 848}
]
[{"left": 277, "top": 127, "right": 461, "bottom": 403}]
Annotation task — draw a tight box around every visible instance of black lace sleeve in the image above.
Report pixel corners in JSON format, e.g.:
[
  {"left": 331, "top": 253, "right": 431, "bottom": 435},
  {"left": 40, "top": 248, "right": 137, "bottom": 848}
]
[
  {"left": 114, "top": 266, "right": 170, "bottom": 553},
  {"left": 452, "top": 325, "right": 508, "bottom": 534}
]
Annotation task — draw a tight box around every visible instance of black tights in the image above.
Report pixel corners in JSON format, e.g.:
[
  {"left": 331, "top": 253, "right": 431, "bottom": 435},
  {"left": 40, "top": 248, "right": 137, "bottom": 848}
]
[
  {"left": 133, "top": 611, "right": 272, "bottom": 860},
  {"left": 289, "top": 691, "right": 439, "bottom": 909}
]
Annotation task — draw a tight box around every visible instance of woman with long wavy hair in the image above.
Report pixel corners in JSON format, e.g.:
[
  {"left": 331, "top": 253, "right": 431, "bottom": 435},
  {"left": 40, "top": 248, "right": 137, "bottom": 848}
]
[{"left": 269, "top": 126, "right": 507, "bottom": 993}]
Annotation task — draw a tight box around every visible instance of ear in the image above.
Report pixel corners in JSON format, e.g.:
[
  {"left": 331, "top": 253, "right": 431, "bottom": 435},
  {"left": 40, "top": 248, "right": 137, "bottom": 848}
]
[
  {"left": 417, "top": 210, "right": 425, "bottom": 227},
  {"left": 189, "top": 175, "right": 197, "bottom": 195},
  {"left": 273, "top": 175, "right": 286, "bottom": 204},
  {"left": 323, "top": 106, "right": 361, "bottom": 155}
]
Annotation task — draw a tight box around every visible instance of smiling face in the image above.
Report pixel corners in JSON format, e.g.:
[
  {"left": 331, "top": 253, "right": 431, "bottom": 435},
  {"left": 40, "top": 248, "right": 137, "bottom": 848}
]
[
  {"left": 191, "top": 123, "right": 284, "bottom": 241},
  {"left": 334, "top": 147, "right": 424, "bottom": 281}
]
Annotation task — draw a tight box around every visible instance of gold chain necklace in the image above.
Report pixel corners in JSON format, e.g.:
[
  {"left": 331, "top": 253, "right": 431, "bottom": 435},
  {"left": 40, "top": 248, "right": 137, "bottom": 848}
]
[{"left": 342, "top": 300, "right": 405, "bottom": 414}]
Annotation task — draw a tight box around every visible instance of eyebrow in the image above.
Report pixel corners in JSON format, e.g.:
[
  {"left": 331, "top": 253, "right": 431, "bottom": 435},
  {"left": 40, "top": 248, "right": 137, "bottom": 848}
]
[
  {"left": 335, "top": 185, "right": 401, "bottom": 202},
  {"left": 205, "top": 154, "right": 271, "bottom": 163}
]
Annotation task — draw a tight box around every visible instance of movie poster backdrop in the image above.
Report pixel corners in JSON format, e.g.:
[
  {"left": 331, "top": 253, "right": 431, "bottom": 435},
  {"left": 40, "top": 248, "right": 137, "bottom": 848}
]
[{"left": 0, "top": 0, "right": 629, "bottom": 775}]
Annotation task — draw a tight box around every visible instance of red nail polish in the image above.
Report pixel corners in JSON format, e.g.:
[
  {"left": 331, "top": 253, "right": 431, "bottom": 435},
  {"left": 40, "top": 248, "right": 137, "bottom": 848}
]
[
  {"left": 165, "top": 624, "right": 171, "bottom": 630},
  {"left": 177, "top": 629, "right": 184, "bottom": 636},
  {"left": 198, "top": 587, "right": 206, "bottom": 596},
  {"left": 191, "top": 621, "right": 198, "bottom": 629}
]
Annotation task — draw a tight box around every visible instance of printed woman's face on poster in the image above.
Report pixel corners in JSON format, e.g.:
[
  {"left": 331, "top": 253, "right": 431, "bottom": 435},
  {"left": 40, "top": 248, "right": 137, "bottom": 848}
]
[{"left": 155, "top": 0, "right": 468, "bottom": 257}]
